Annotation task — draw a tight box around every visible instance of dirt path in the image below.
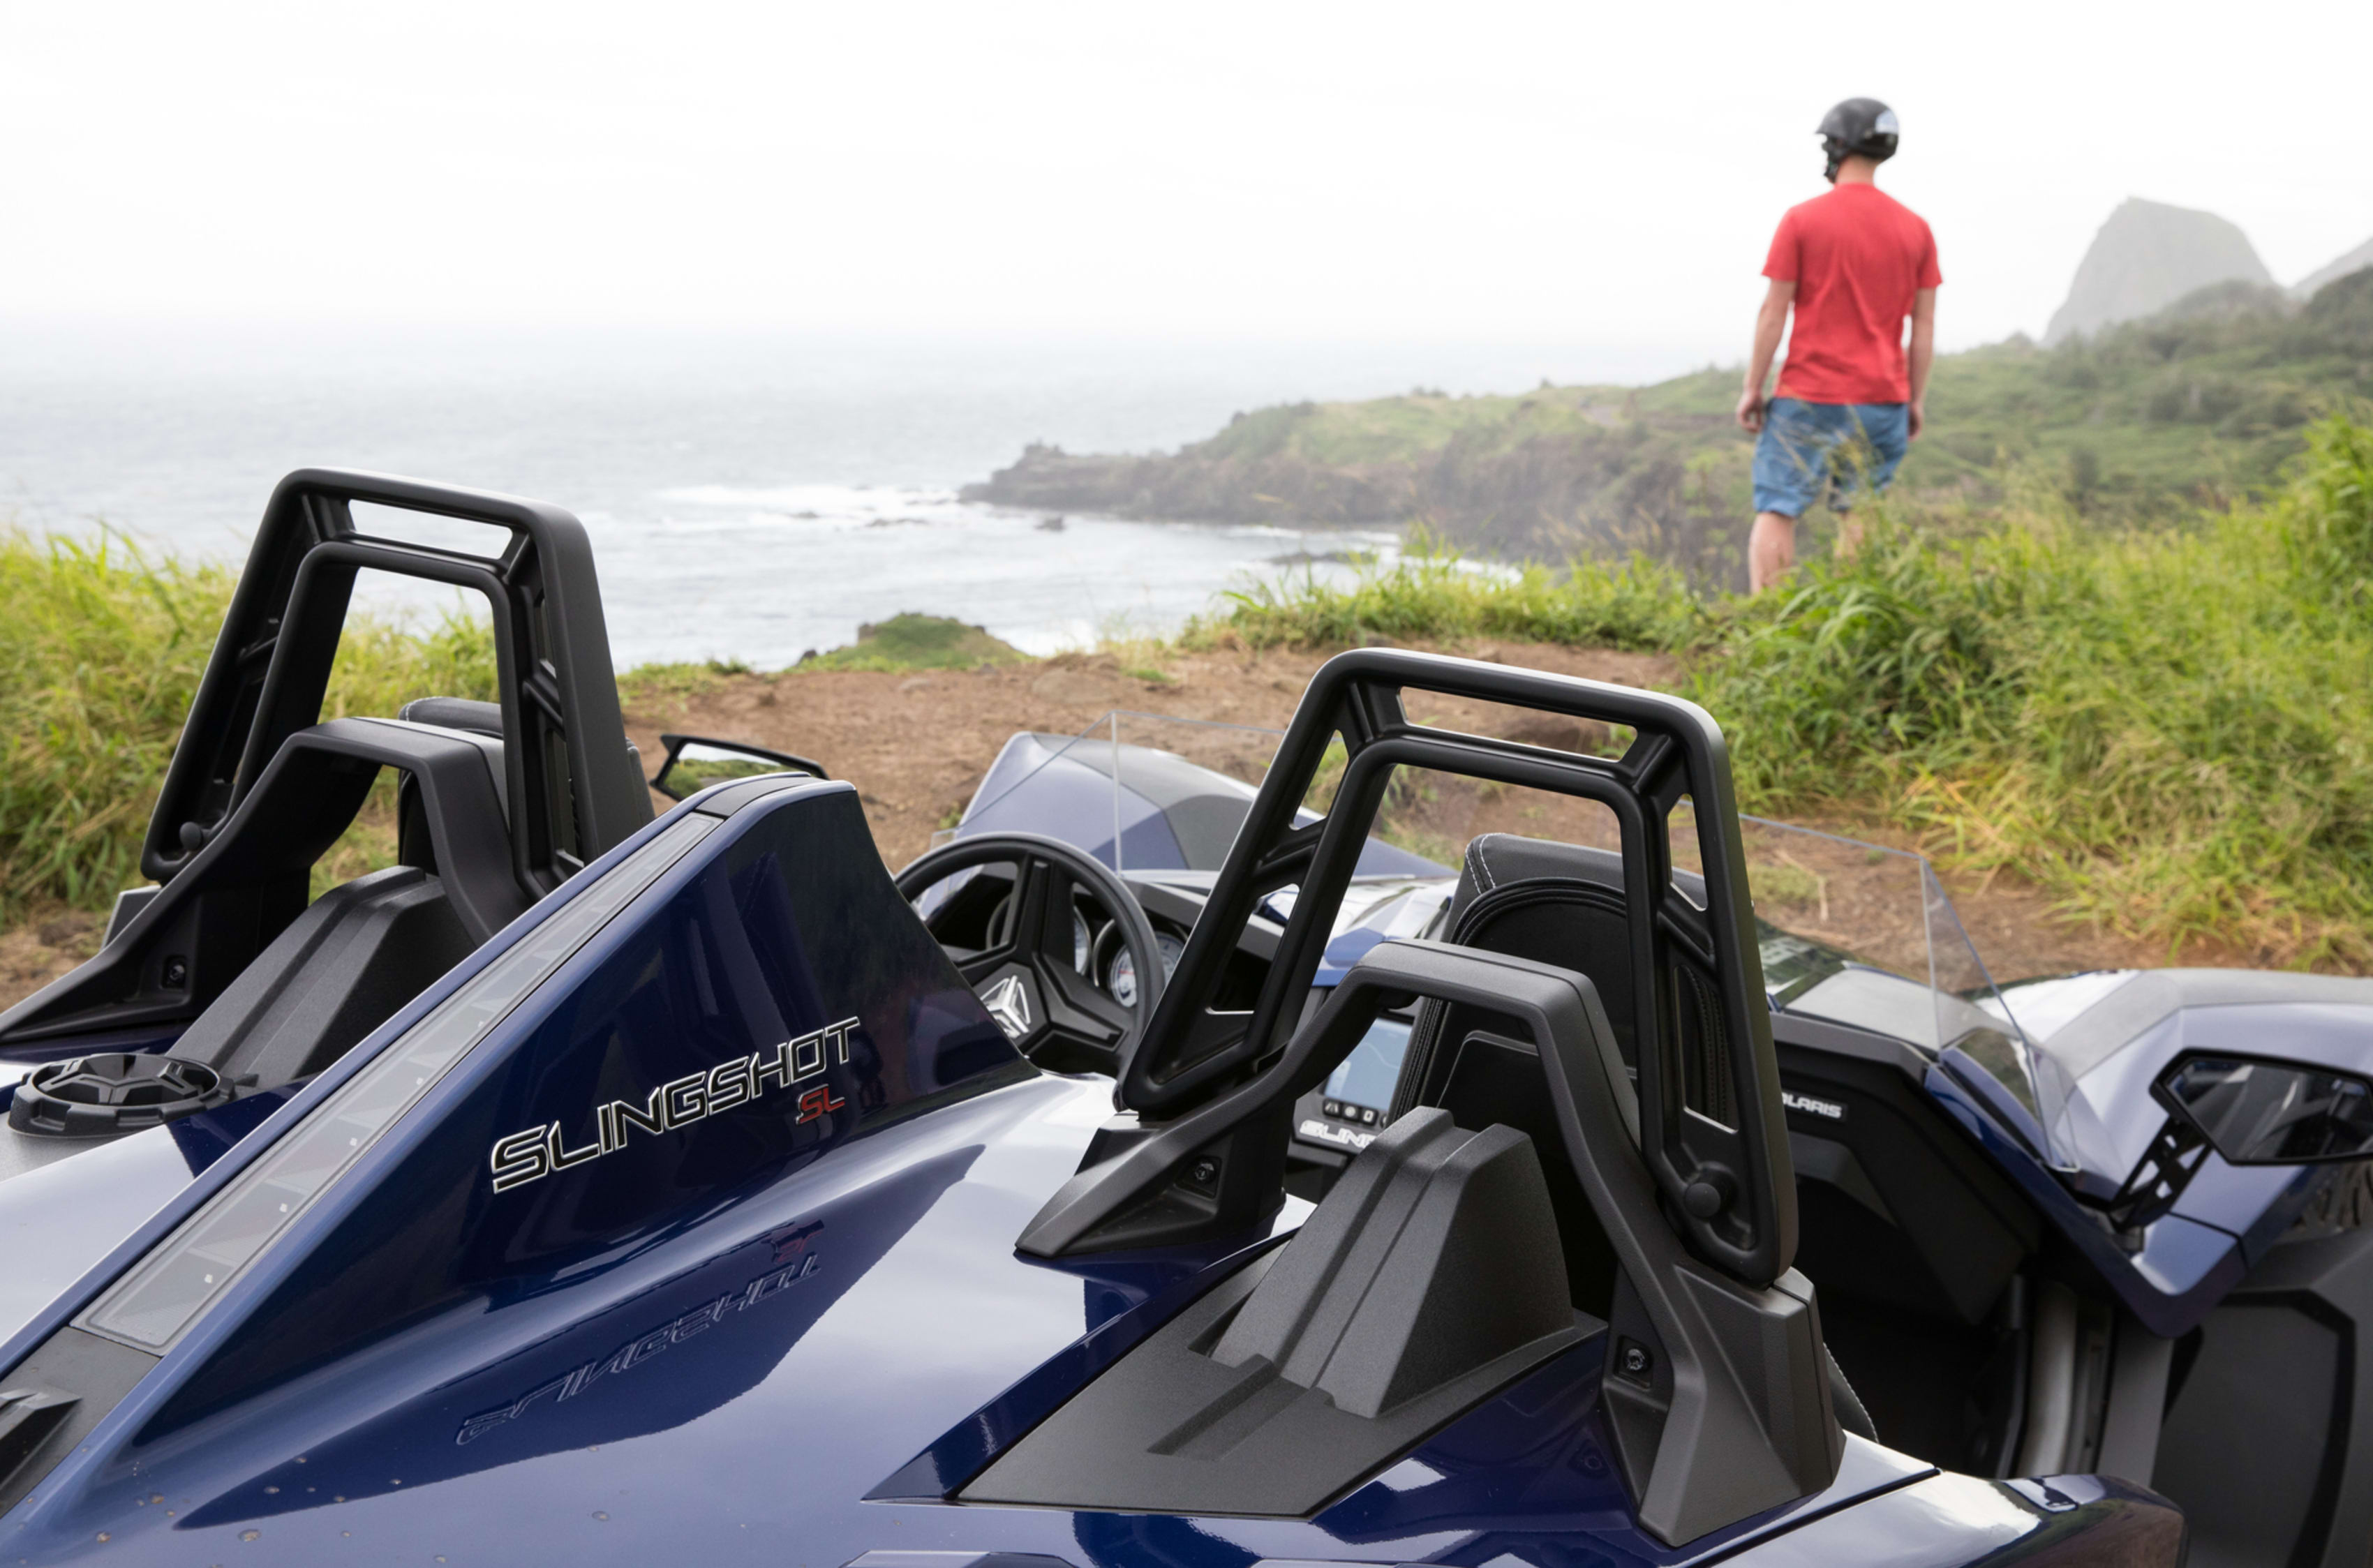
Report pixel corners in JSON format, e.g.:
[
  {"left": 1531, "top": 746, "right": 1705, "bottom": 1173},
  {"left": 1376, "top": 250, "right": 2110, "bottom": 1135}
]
[{"left": 0, "top": 639, "right": 2249, "bottom": 1017}]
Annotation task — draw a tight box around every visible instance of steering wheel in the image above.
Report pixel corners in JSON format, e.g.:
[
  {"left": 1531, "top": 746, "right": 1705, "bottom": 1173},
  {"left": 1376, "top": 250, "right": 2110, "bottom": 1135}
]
[{"left": 894, "top": 832, "right": 1164, "bottom": 1077}]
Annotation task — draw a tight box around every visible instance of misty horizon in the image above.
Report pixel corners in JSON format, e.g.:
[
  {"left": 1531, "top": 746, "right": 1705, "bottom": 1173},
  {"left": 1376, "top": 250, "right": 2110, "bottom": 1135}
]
[{"left": 5, "top": 1, "right": 2367, "bottom": 356}]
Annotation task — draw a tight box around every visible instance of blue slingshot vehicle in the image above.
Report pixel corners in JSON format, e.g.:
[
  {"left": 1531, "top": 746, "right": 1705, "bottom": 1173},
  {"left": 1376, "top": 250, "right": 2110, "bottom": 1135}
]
[{"left": 1, "top": 472, "right": 2368, "bottom": 1568}]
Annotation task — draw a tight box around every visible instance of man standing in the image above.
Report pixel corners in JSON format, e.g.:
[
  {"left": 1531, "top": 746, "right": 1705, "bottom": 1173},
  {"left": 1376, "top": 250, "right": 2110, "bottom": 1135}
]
[{"left": 1736, "top": 98, "right": 1940, "bottom": 592}]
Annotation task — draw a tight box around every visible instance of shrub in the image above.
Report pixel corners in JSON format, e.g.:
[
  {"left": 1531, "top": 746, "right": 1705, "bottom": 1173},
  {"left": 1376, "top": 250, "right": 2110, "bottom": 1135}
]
[{"left": 0, "top": 532, "right": 233, "bottom": 915}]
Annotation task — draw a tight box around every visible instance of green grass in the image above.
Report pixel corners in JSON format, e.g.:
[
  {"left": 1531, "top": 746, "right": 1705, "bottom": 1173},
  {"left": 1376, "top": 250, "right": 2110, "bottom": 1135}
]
[
  {"left": 616, "top": 659, "right": 745, "bottom": 712},
  {"left": 0, "top": 532, "right": 233, "bottom": 916},
  {"left": 1193, "top": 528, "right": 1700, "bottom": 652},
  {"left": 1195, "top": 388, "right": 1635, "bottom": 469},
  {"left": 1205, "top": 413, "right": 2373, "bottom": 966},
  {"left": 795, "top": 613, "right": 1028, "bottom": 672},
  {"left": 0, "top": 532, "right": 498, "bottom": 919},
  {"left": 1695, "top": 424, "right": 2373, "bottom": 965}
]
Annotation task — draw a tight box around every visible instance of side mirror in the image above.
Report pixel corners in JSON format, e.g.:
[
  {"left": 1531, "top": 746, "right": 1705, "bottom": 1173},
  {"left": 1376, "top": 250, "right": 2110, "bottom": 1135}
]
[
  {"left": 2156, "top": 1052, "right": 2373, "bottom": 1165},
  {"left": 650, "top": 733, "right": 827, "bottom": 801}
]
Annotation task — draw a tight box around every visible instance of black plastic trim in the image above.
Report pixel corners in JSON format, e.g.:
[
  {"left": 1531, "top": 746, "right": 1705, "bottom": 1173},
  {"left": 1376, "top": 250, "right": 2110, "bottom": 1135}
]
[
  {"left": 140, "top": 468, "right": 648, "bottom": 897},
  {"left": 1024, "top": 937, "right": 1840, "bottom": 1546},
  {"left": 2152, "top": 1225, "right": 2373, "bottom": 1568},
  {"left": 967, "top": 1107, "right": 1587, "bottom": 1516},
  {"left": 1114, "top": 649, "right": 1794, "bottom": 1286},
  {"left": 0, "top": 1328, "right": 157, "bottom": 1514}
]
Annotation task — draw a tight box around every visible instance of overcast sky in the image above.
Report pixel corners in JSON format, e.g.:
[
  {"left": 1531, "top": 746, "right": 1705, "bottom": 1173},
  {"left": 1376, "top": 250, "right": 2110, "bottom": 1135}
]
[{"left": 3, "top": 0, "right": 2367, "bottom": 367}]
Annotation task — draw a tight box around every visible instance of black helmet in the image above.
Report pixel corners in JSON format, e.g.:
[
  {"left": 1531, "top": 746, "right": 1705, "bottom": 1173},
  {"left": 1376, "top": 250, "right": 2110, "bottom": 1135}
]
[{"left": 1817, "top": 98, "right": 1899, "bottom": 182}]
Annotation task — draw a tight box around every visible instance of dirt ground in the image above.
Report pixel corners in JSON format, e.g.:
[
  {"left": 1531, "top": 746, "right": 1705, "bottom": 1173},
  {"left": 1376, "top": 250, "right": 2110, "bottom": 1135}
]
[
  {"left": 0, "top": 638, "right": 2250, "bottom": 1018},
  {"left": 0, "top": 911, "right": 104, "bottom": 1018},
  {"left": 617, "top": 639, "right": 2224, "bottom": 988}
]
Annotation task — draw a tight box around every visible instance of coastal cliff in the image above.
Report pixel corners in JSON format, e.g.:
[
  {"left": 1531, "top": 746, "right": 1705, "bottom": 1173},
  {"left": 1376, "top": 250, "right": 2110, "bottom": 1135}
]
[
  {"left": 967, "top": 263, "right": 2373, "bottom": 571},
  {"left": 962, "top": 378, "right": 1755, "bottom": 572}
]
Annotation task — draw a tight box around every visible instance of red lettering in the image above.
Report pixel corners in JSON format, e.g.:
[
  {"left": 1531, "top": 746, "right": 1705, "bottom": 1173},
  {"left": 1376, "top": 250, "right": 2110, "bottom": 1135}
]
[{"left": 795, "top": 1085, "right": 847, "bottom": 1124}]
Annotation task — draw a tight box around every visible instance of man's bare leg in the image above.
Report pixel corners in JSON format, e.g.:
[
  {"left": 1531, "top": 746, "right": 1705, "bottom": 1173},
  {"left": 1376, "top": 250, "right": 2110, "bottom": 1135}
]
[{"left": 1749, "top": 510, "right": 1797, "bottom": 593}]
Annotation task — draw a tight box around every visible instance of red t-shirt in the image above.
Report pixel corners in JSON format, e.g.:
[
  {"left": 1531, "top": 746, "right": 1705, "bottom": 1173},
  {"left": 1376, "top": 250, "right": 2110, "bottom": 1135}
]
[{"left": 1763, "top": 184, "right": 1941, "bottom": 405}]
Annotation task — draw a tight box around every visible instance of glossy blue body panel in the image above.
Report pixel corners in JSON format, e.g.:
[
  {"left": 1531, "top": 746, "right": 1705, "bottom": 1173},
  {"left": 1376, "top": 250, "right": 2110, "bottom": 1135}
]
[
  {"left": 2, "top": 1053, "right": 1959, "bottom": 1567},
  {"left": 0, "top": 777, "right": 2178, "bottom": 1567},
  {"left": 958, "top": 729, "right": 1447, "bottom": 879},
  {"left": 1924, "top": 1065, "right": 2252, "bottom": 1337},
  {"left": 0, "top": 802, "right": 720, "bottom": 1390}
]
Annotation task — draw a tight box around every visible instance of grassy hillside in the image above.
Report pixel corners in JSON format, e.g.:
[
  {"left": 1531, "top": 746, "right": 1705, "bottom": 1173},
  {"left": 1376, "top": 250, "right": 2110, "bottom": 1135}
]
[
  {"left": 1917, "top": 276, "right": 2373, "bottom": 509},
  {"left": 969, "top": 267, "right": 2373, "bottom": 581},
  {"left": 1196, "top": 412, "right": 2373, "bottom": 967}
]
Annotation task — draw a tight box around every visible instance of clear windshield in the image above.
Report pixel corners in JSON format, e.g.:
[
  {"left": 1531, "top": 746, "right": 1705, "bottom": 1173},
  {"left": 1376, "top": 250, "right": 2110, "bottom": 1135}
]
[
  {"left": 947, "top": 708, "right": 2071, "bottom": 1169},
  {"left": 1698, "top": 809, "right": 2065, "bottom": 1162}
]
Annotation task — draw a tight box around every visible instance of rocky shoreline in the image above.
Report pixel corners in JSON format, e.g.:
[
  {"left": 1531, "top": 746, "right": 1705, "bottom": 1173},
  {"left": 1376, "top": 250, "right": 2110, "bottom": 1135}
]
[
  {"left": 960, "top": 440, "right": 1411, "bottom": 525},
  {"left": 961, "top": 391, "right": 1753, "bottom": 574}
]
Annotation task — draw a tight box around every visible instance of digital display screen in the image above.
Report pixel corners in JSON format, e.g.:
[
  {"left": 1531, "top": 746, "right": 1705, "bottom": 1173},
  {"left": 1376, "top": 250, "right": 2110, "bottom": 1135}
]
[{"left": 1323, "top": 1016, "right": 1411, "bottom": 1115}]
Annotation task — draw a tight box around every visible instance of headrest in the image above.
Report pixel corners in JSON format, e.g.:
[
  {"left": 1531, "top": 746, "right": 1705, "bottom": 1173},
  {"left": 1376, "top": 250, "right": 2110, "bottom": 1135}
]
[{"left": 1452, "top": 834, "right": 1624, "bottom": 912}]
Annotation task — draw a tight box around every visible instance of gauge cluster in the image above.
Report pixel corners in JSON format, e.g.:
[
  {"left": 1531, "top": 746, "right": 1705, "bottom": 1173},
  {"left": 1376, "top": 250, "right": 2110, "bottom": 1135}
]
[
  {"left": 1092, "top": 919, "right": 1184, "bottom": 1008},
  {"left": 912, "top": 861, "right": 1194, "bottom": 1011}
]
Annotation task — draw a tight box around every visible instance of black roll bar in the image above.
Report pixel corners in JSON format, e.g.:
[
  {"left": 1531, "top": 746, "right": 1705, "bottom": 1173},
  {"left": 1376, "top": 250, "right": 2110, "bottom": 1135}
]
[
  {"left": 141, "top": 469, "right": 650, "bottom": 898},
  {"left": 1110, "top": 647, "right": 1796, "bottom": 1287}
]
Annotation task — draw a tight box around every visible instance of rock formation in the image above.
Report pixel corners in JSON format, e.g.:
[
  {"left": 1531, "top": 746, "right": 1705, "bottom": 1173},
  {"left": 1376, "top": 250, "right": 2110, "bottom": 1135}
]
[{"left": 2045, "top": 198, "right": 2272, "bottom": 345}]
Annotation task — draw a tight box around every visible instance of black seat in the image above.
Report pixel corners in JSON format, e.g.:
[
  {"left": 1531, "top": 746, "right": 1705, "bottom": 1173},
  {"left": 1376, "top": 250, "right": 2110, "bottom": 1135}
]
[
  {"left": 1388, "top": 835, "right": 1731, "bottom": 1315},
  {"left": 1392, "top": 835, "right": 1740, "bottom": 1124},
  {"left": 1388, "top": 832, "right": 1881, "bottom": 1442}
]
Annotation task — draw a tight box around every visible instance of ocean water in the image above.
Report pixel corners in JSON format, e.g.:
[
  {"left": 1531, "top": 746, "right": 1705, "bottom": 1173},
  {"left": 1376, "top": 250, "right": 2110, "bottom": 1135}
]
[{"left": 0, "top": 324, "right": 1689, "bottom": 668}]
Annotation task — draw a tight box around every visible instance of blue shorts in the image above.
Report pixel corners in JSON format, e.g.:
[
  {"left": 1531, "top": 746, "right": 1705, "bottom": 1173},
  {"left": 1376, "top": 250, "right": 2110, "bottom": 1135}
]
[{"left": 1751, "top": 398, "right": 1909, "bottom": 517}]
